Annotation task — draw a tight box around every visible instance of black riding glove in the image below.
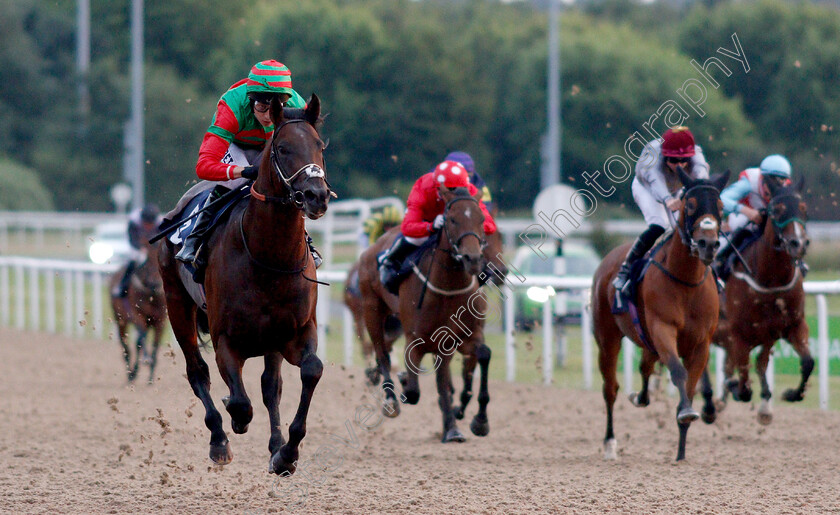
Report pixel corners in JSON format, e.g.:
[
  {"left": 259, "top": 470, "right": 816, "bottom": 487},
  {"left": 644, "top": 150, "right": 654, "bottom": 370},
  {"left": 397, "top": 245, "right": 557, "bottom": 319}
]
[{"left": 241, "top": 165, "right": 259, "bottom": 180}]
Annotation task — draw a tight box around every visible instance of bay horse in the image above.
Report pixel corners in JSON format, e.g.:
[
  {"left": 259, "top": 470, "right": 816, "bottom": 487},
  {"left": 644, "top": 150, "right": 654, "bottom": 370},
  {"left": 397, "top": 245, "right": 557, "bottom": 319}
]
[
  {"left": 110, "top": 241, "right": 166, "bottom": 384},
  {"left": 591, "top": 169, "right": 729, "bottom": 461},
  {"left": 707, "top": 176, "right": 810, "bottom": 425},
  {"left": 357, "top": 186, "right": 492, "bottom": 442},
  {"left": 158, "top": 96, "right": 332, "bottom": 474}
]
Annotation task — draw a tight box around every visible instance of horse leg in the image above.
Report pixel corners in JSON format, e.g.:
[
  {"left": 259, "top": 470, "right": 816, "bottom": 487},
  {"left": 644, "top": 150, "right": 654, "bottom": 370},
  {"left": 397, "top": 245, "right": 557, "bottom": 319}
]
[
  {"left": 629, "top": 350, "right": 657, "bottom": 407},
  {"left": 724, "top": 337, "right": 752, "bottom": 402},
  {"left": 160, "top": 244, "right": 230, "bottom": 464},
  {"left": 215, "top": 339, "right": 253, "bottom": 434},
  {"left": 699, "top": 367, "right": 717, "bottom": 424},
  {"left": 146, "top": 324, "right": 163, "bottom": 385},
  {"left": 598, "top": 336, "right": 621, "bottom": 460},
  {"left": 115, "top": 316, "right": 134, "bottom": 382},
  {"left": 452, "top": 351, "right": 477, "bottom": 420},
  {"left": 674, "top": 342, "right": 710, "bottom": 461},
  {"left": 270, "top": 348, "right": 323, "bottom": 476},
  {"left": 261, "top": 352, "right": 286, "bottom": 458},
  {"left": 130, "top": 329, "right": 147, "bottom": 383},
  {"left": 469, "top": 342, "right": 491, "bottom": 437},
  {"left": 755, "top": 344, "right": 774, "bottom": 425},
  {"left": 437, "top": 359, "right": 465, "bottom": 443},
  {"left": 782, "top": 320, "right": 814, "bottom": 402},
  {"left": 364, "top": 301, "right": 400, "bottom": 417},
  {"left": 402, "top": 341, "right": 424, "bottom": 405}
]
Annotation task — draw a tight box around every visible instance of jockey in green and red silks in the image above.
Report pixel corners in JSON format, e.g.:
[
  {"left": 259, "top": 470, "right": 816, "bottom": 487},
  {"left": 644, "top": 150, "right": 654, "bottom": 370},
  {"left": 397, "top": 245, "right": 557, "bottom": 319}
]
[
  {"left": 177, "top": 60, "right": 320, "bottom": 276},
  {"left": 195, "top": 60, "right": 307, "bottom": 182}
]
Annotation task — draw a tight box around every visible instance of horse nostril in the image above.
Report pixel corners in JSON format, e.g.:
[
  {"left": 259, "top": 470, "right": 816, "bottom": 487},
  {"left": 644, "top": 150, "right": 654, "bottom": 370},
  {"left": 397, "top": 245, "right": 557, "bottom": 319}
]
[
  {"left": 790, "top": 240, "right": 800, "bottom": 248},
  {"left": 713, "top": 241, "right": 721, "bottom": 250},
  {"left": 805, "top": 239, "right": 811, "bottom": 248},
  {"left": 304, "top": 190, "right": 317, "bottom": 203},
  {"left": 697, "top": 240, "right": 707, "bottom": 248}
]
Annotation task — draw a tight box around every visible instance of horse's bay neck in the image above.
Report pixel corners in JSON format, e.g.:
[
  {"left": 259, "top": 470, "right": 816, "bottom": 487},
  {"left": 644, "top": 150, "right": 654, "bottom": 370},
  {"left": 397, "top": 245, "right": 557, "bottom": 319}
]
[
  {"left": 241, "top": 198, "right": 307, "bottom": 267},
  {"left": 751, "top": 223, "right": 797, "bottom": 287}
]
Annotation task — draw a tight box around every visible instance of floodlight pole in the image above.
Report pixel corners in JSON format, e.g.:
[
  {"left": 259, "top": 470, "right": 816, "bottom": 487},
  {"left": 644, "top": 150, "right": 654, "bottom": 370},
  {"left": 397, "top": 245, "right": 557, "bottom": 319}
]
[
  {"left": 127, "top": 0, "right": 145, "bottom": 209},
  {"left": 543, "top": 0, "right": 562, "bottom": 190}
]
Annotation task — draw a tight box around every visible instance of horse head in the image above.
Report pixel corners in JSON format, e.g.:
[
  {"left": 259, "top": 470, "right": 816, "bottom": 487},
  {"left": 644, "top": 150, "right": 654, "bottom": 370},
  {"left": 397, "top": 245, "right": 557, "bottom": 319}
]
[
  {"left": 135, "top": 243, "right": 164, "bottom": 295},
  {"left": 765, "top": 175, "right": 809, "bottom": 260},
  {"left": 256, "top": 94, "right": 332, "bottom": 220},
  {"left": 676, "top": 167, "right": 730, "bottom": 265},
  {"left": 439, "top": 186, "right": 487, "bottom": 276}
]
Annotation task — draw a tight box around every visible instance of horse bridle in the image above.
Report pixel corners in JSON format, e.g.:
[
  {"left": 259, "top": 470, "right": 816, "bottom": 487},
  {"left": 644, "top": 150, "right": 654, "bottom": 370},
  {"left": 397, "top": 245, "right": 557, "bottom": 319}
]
[
  {"left": 441, "top": 196, "right": 487, "bottom": 263},
  {"left": 764, "top": 193, "right": 807, "bottom": 255},
  {"left": 252, "top": 118, "right": 333, "bottom": 209},
  {"left": 673, "top": 183, "right": 722, "bottom": 258}
]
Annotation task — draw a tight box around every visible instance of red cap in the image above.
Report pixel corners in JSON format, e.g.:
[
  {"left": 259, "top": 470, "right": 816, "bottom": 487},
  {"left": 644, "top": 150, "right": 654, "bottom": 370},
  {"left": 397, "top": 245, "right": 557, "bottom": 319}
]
[
  {"left": 433, "top": 160, "right": 470, "bottom": 188},
  {"left": 661, "top": 127, "right": 696, "bottom": 158}
]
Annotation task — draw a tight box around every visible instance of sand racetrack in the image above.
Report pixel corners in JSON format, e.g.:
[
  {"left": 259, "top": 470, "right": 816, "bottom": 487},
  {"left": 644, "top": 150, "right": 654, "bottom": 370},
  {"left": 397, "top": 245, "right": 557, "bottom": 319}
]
[{"left": 2, "top": 327, "right": 839, "bottom": 514}]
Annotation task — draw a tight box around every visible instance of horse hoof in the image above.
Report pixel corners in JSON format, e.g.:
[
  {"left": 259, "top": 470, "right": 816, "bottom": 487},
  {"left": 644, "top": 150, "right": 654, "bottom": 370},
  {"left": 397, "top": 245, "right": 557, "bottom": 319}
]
[
  {"left": 453, "top": 406, "right": 466, "bottom": 420},
  {"left": 603, "top": 438, "right": 618, "bottom": 460},
  {"left": 269, "top": 450, "right": 297, "bottom": 476},
  {"left": 470, "top": 415, "right": 489, "bottom": 437},
  {"left": 382, "top": 398, "right": 400, "bottom": 418},
  {"left": 782, "top": 388, "right": 804, "bottom": 402},
  {"left": 757, "top": 411, "right": 773, "bottom": 426},
  {"left": 701, "top": 409, "right": 716, "bottom": 425},
  {"left": 442, "top": 427, "right": 466, "bottom": 443},
  {"left": 403, "top": 389, "right": 420, "bottom": 405},
  {"left": 364, "top": 367, "right": 381, "bottom": 386},
  {"left": 628, "top": 392, "right": 649, "bottom": 407},
  {"left": 209, "top": 441, "right": 232, "bottom": 465},
  {"left": 677, "top": 407, "right": 700, "bottom": 424},
  {"left": 231, "top": 420, "right": 250, "bottom": 434},
  {"left": 714, "top": 399, "right": 727, "bottom": 413}
]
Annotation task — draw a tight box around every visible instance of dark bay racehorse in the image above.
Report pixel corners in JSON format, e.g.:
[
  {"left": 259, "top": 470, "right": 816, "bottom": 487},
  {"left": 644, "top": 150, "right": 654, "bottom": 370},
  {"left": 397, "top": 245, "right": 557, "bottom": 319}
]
[
  {"left": 110, "top": 242, "right": 166, "bottom": 384},
  {"left": 592, "top": 169, "right": 729, "bottom": 461},
  {"left": 708, "top": 177, "right": 810, "bottom": 424},
  {"left": 358, "top": 187, "right": 492, "bottom": 442},
  {"left": 159, "top": 96, "right": 332, "bottom": 474}
]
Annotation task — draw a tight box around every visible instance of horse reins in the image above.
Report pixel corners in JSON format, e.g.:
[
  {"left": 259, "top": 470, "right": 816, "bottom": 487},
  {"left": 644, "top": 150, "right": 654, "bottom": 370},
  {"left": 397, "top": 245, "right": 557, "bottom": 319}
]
[{"left": 237, "top": 207, "right": 329, "bottom": 286}]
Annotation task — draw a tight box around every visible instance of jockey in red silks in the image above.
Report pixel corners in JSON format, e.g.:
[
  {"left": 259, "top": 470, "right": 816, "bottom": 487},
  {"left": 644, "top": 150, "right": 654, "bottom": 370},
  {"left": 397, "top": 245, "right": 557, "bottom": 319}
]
[{"left": 378, "top": 160, "right": 498, "bottom": 290}]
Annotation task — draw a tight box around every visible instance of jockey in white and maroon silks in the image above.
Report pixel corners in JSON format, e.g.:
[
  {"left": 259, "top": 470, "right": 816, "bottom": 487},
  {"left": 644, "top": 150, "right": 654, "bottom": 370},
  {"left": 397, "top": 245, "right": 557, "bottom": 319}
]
[
  {"left": 378, "top": 160, "right": 497, "bottom": 292},
  {"left": 175, "top": 60, "right": 322, "bottom": 276},
  {"left": 713, "top": 154, "right": 796, "bottom": 280},
  {"left": 613, "top": 126, "right": 711, "bottom": 295}
]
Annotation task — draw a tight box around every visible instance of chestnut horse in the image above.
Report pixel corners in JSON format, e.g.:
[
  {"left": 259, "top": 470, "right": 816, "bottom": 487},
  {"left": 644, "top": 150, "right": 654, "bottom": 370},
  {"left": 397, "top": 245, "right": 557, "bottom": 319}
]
[
  {"left": 358, "top": 187, "right": 492, "bottom": 442},
  {"left": 158, "top": 96, "right": 332, "bottom": 474},
  {"left": 592, "top": 169, "right": 729, "bottom": 461},
  {"left": 707, "top": 177, "right": 810, "bottom": 425},
  {"left": 110, "top": 242, "right": 166, "bottom": 384}
]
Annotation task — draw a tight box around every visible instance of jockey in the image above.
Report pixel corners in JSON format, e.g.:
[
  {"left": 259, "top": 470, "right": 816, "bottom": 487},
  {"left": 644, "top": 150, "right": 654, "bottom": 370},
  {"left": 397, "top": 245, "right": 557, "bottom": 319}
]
[
  {"left": 175, "top": 60, "right": 322, "bottom": 274},
  {"left": 444, "top": 151, "right": 496, "bottom": 214},
  {"left": 112, "top": 204, "right": 161, "bottom": 297},
  {"left": 378, "top": 160, "right": 498, "bottom": 290},
  {"left": 713, "top": 154, "right": 795, "bottom": 279},
  {"left": 613, "top": 126, "right": 710, "bottom": 295}
]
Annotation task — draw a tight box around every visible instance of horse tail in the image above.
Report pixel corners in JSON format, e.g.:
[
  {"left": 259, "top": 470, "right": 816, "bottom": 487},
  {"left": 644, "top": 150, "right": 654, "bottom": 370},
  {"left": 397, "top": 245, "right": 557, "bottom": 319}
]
[{"left": 195, "top": 309, "right": 211, "bottom": 350}]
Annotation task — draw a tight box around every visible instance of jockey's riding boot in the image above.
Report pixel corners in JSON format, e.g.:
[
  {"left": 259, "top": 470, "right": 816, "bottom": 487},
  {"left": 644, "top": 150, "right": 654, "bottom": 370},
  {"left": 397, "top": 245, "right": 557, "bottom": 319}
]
[
  {"left": 306, "top": 232, "right": 323, "bottom": 268},
  {"left": 612, "top": 224, "right": 665, "bottom": 296},
  {"left": 112, "top": 260, "right": 137, "bottom": 298},
  {"left": 175, "top": 190, "right": 221, "bottom": 266},
  {"left": 378, "top": 236, "right": 419, "bottom": 289}
]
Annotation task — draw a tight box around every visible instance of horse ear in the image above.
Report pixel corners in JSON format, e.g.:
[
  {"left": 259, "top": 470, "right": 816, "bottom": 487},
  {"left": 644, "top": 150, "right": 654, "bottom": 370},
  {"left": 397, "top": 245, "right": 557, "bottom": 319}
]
[
  {"left": 712, "top": 169, "right": 731, "bottom": 192},
  {"left": 270, "top": 96, "right": 285, "bottom": 126},
  {"left": 305, "top": 94, "right": 321, "bottom": 126},
  {"left": 676, "top": 165, "right": 692, "bottom": 187},
  {"left": 795, "top": 174, "right": 805, "bottom": 193}
]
